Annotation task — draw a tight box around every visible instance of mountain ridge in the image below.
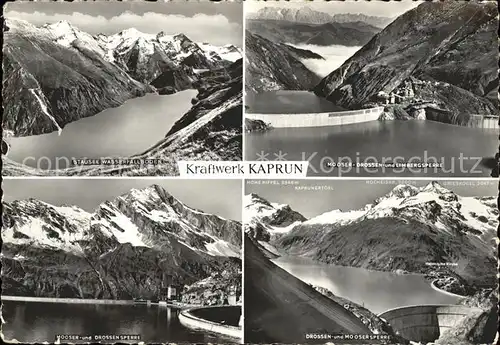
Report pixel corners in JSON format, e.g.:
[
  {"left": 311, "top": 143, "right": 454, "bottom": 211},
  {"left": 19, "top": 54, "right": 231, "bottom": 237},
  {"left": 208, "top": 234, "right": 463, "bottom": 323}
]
[
  {"left": 313, "top": 1, "right": 499, "bottom": 122},
  {"left": 2, "top": 18, "right": 242, "bottom": 137},
  {"left": 247, "top": 7, "right": 393, "bottom": 28},
  {"left": 3, "top": 184, "right": 241, "bottom": 256}
]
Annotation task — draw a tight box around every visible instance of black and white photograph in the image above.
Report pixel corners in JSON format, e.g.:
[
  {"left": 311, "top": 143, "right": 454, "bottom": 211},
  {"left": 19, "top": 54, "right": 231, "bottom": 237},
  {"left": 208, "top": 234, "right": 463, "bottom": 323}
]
[
  {"left": 2, "top": 1, "right": 243, "bottom": 176},
  {"left": 244, "top": 179, "right": 497, "bottom": 344},
  {"left": 244, "top": 0, "right": 499, "bottom": 177},
  {"left": 1, "top": 179, "right": 242, "bottom": 343}
]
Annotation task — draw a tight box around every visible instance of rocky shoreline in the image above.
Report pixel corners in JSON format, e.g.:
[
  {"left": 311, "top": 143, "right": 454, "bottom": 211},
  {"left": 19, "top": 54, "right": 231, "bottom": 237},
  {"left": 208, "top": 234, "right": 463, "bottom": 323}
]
[{"left": 244, "top": 118, "right": 271, "bottom": 133}]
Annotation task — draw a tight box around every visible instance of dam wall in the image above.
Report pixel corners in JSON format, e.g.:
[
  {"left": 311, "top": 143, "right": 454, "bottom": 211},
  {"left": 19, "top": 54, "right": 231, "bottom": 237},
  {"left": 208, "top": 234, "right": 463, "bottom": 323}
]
[
  {"left": 467, "top": 115, "right": 499, "bottom": 129},
  {"left": 246, "top": 107, "right": 385, "bottom": 128},
  {"left": 378, "top": 304, "right": 483, "bottom": 343},
  {"left": 179, "top": 306, "right": 242, "bottom": 339},
  {"left": 1, "top": 295, "right": 135, "bottom": 305}
]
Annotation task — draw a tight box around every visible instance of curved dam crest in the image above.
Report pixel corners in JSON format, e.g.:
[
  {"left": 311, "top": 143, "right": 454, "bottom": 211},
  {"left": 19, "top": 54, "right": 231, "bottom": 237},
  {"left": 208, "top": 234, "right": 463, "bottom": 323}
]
[
  {"left": 178, "top": 306, "right": 242, "bottom": 340},
  {"left": 246, "top": 107, "right": 385, "bottom": 128}
]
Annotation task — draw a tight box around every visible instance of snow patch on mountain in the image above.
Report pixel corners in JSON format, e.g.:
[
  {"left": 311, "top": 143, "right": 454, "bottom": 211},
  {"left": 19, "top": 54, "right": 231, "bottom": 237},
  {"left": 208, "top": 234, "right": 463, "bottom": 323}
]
[
  {"left": 97, "top": 28, "right": 157, "bottom": 56},
  {"left": 97, "top": 28, "right": 240, "bottom": 68},
  {"left": 41, "top": 20, "right": 108, "bottom": 58},
  {"left": 3, "top": 218, "right": 82, "bottom": 253},
  {"left": 147, "top": 209, "right": 176, "bottom": 223},
  {"left": 42, "top": 202, "right": 92, "bottom": 228},
  {"left": 244, "top": 193, "right": 306, "bottom": 236},
  {"left": 244, "top": 194, "right": 282, "bottom": 222},
  {"left": 6, "top": 18, "right": 239, "bottom": 70}
]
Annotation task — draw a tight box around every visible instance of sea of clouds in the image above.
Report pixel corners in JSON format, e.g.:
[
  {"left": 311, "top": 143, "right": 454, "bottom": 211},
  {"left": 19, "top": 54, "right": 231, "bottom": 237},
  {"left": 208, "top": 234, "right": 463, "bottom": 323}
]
[{"left": 289, "top": 44, "right": 362, "bottom": 78}]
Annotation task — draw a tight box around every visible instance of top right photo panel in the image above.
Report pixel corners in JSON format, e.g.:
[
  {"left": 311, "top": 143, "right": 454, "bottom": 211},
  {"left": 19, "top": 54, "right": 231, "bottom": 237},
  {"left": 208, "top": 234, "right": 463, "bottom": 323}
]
[{"left": 244, "top": 0, "right": 499, "bottom": 177}]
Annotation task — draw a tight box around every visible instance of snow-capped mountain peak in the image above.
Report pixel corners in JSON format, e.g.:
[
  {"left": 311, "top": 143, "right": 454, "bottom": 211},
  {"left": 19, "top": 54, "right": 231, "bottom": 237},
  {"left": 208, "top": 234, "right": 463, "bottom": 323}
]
[
  {"left": 173, "top": 33, "right": 191, "bottom": 42},
  {"left": 116, "top": 27, "right": 155, "bottom": 41},
  {"left": 385, "top": 184, "right": 420, "bottom": 198},
  {"left": 2, "top": 185, "right": 241, "bottom": 258},
  {"left": 7, "top": 18, "right": 108, "bottom": 58},
  {"left": 244, "top": 193, "right": 306, "bottom": 236},
  {"left": 2, "top": 199, "right": 91, "bottom": 254},
  {"left": 156, "top": 31, "right": 174, "bottom": 42},
  {"left": 304, "top": 208, "right": 366, "bottom": 226},
  {"left": 421, "top": 180, "right": 453, "bottom": 194}
]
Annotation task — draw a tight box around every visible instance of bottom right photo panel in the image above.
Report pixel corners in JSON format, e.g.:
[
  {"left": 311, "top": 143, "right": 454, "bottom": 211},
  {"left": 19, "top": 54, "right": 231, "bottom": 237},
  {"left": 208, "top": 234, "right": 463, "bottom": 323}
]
[{"left": 243, "top": 179, "right": 498, "bottom": 345}]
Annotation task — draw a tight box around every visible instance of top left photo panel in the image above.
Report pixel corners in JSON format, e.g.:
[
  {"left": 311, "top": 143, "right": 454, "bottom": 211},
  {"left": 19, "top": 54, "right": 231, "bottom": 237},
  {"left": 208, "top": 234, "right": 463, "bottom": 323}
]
[{"left": 2, "top": 0, "right": 243, "bottom": 177}]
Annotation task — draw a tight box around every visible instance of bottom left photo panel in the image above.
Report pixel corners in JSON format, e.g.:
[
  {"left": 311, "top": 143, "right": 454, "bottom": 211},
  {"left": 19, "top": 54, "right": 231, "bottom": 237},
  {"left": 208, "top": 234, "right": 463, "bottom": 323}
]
[{"left": 1, "top": 178, "right": 243, "bottom": 344}]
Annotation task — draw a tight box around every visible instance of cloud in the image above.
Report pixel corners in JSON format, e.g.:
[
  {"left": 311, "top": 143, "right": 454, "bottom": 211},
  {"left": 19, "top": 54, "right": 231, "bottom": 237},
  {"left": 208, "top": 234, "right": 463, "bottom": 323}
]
[
  {"left": 5, "top": 10, "right": 242, "bottom": 46},
  {"left": 291, "top": 44, "right": 362, "bottom": 78}
]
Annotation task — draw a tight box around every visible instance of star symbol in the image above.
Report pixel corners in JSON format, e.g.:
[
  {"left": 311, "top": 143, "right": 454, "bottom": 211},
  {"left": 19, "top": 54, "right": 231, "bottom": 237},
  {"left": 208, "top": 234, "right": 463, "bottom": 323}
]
[
  {"left": 256, "top": 150, "right": 269, "bottom": 161},
  {"left": 274, "top": 150, "right": 288, "bottom": 161}
]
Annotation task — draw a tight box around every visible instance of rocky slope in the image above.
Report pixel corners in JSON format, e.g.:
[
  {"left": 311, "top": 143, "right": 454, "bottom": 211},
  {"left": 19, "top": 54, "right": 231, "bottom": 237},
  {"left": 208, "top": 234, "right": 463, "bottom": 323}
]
[
  {"left": 181, "top": 269, "right": 242, "bottom": 306},
  {"left": 2, "top": 185, "right": 241, "bottom": 300},
  {"left": 2, "top": 18, "right": 241, "bottom": 137},
  {"left": 247, "top": 6, "right": 332, "bottom": 24},
  {"left": 245, "top": 31, "right": 321, "bottom": 93},
  {"left": 244, "top": 193, "right": 306, "bottom": 257},
  {"left": 244, "top": 118, "right": 270, "bottom": 133},
  {"left": 248, "top": 7, "right": 392, "bottom": 28},
  {"left": 245, "top": 182, "right": 497, "bottom": 295},
  {"left": 312, "top": 286, "right": 402, "bottom": 340},
  {"left": 244, "top": 193, "right": 306, "bottom": 236},
  {"left": 436, "top": 288, "right": 498, "bottom": 345},
  {"left": 247, "top": 19, "right": 380, "bottom": 47},
  {"left": 314, "top": 1, "right": 499, "bottom": 123}
]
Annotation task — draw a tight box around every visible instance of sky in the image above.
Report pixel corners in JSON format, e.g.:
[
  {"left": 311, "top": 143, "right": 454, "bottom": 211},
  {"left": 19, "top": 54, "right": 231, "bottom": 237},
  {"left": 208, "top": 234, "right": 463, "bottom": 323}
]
[
  {"left": 4, "top": 0, "right": 243, "bottom": 47},
  {"left": 245, "top": 0, "right": 421, "bottom": 17},
  {"left": 3, "top": 179, "right": 242, "bottom": 221},
  {"left": 245, "top": 179, "right": 497, "bottom": 219}
]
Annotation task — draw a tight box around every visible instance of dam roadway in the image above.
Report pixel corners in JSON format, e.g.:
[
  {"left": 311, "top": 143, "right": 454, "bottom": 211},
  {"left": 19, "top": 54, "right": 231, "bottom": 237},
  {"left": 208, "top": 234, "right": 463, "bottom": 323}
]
[{"left": 244, "top": 236, "right": 372, "bottom": 343}]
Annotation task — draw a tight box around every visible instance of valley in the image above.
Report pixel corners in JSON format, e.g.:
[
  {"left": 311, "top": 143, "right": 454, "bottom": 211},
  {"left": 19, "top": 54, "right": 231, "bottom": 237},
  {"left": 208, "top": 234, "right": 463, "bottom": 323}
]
[
  {"left": 244, "top": 1, "right": 498, "bottom": 177},
  {"left": 246, "top": 2, "right": 499, "bottom": 123},
  {"left": 314, "top": 1, "right": 499, "bottom": 123},
  {"left": 2, "top": 18, "right": 243, "bottom": 176}
]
